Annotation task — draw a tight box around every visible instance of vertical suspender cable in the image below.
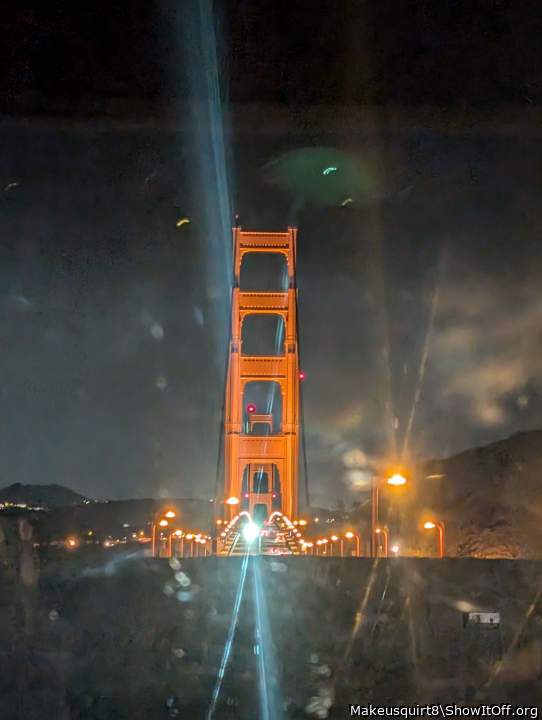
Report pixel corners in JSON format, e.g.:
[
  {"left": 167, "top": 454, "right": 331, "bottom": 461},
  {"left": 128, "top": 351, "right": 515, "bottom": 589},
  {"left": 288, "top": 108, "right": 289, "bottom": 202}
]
[
  {"left": 214, "top": 273, "right": 234, "bottom": 508},
  {"left": 292, "top": 235, "right": 311, "bottom": 510},
  {"left": 296, "top": 294, "right": 311, "bottom": 510}
]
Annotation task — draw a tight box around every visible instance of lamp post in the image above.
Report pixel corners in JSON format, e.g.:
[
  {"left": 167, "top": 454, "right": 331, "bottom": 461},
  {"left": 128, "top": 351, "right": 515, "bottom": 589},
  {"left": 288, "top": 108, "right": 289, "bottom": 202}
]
[
  {"left": 320, "top": 538, "right": 328, "bottom": 555},
  {"left": 152, "top": 518, "right": 170, "bottom": 558},
  {"left": 344, "top": 531, "right": 360, "bottom": 557},
  {"left": 375, "top": 527, "right": 389, "bottom": 557},
  {"left": 423, "top": 520, "right": 445, "bottom": 558},
  {"left": 151, "top": 509, "right": 177, "bottom": 558},
  {"left": 316, "top": 538, "right": 328, "bottom": 556},
  {"left": 371, "top": 472, "right": 407, "bottom": 557},
  {"left": 330, "top": 534, "right": 343, "bottom": 556},
  {"left": 168, "top": 530, "right": 184, "bottom": 557},
  {"left": 185, "top": 533, "right": 197, "bottom": 557}
]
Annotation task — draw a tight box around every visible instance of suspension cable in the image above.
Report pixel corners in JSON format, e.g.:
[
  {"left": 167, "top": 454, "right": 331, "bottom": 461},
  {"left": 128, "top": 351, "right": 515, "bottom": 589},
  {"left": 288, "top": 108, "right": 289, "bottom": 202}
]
[{"left": 292, "top": 231, "right": 311, "bottom": 510}]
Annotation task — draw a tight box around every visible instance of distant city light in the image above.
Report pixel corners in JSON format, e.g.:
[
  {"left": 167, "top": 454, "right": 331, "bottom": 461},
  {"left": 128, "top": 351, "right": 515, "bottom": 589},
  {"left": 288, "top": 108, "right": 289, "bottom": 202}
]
[
  {"left": 299, "top": 370, "right": 306, "bottom": 381},
  {"left": 246, "top": 403, "right": 256, "bottom": 414},
  {"left": 226, "top": 496, "right": 240, "bottom": 505}
]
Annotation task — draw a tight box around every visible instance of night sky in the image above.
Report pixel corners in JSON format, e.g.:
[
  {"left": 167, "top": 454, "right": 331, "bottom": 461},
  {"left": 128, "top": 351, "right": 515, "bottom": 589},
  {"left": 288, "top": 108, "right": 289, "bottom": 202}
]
[{"left": 1, "top": 2, "right": 542, "bottom": 505}]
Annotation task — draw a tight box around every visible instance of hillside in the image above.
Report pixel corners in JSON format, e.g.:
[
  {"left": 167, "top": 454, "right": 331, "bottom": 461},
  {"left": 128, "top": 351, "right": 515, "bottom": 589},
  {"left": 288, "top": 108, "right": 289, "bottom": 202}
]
[
  {"left": 0, "top": 482, "right": 91, "bottom": 509},
  {"left": 32, "top": 497, "right": 214, "bottom": 542},
  {"left": 405, "top": 430, "right": 542, "bottom": 558}
]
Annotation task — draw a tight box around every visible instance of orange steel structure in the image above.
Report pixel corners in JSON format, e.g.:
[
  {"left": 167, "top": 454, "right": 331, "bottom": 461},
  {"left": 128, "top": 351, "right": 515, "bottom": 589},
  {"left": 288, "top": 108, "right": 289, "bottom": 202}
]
[{"left": 223, "top": 227, "right": 300, "bottom": 521}]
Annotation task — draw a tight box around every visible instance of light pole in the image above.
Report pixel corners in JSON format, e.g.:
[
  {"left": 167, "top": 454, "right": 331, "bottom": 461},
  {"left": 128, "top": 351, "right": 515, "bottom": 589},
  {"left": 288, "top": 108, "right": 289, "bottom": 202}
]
[
  {"left": 320, "top": 538, "right": 328, "bottom": 555},
  {"left": 152, "top": 518, "right": 169, "bottom": 558},
  {"left": 423, "top": 520, "right": 445, "bottom": 558},
  {"left": 168, "top": 530, "right": 184, "bottom": 557},
  {"left": 330, "top": 534, "right": 343, "bottom": 556},
  {"left": 151, "top": 509, "right": 177, "bottom": 558},
  {"left": 184, "top": 533, "right": 195, "bottom": 557},
  {"left": 375, "top": 527, "right": 389, "bottom": 557},
  {"left": 344, "top": 531, "right": 360, "bottom": 557},
  {"left": 371, "top": 472, "right": 407, "bottom": 557}
]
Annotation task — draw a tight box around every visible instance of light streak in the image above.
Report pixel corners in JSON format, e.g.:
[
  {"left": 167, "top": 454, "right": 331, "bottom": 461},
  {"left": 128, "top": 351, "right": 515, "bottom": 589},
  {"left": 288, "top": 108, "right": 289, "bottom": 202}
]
[{"left": 206, "top": 552, "right": 250, "bottom": 719}]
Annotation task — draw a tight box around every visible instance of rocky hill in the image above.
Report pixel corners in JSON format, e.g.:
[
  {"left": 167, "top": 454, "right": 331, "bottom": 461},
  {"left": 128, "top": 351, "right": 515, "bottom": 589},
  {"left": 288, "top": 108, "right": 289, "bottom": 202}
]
[{"left": 405, "top": 430, "right": 542, "bottom": 558}]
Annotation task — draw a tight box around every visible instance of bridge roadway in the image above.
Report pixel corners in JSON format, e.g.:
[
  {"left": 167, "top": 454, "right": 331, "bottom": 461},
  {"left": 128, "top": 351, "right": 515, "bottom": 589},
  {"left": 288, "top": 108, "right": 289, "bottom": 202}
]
[{"left": 217, "top": 511, "right": 304, "bottom": 556}]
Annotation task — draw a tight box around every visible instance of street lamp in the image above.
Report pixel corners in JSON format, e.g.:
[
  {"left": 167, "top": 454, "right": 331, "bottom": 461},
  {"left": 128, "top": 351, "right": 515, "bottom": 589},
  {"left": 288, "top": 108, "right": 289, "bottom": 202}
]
[
  {"left": 320, "top": 538, "right": 329, "bottom": 555},
  {"left": 423, "top": 520, "right": 445, "bottom": 558},
  {"left": 344, "top": 531, "right": 360, "bottom": 557},
  {"left": 315, "top": 538, "right": 328, "bottom": 556},
  {"left": 151, "top": 518, "right": 169, "bottom": 558},
  {"left": 330, "top": 534, "right": 343, "bottom": 556},
  {"left": 168, "top": 529, "right": 184, "bottom": 557},
  {"left": 371, "top": 471, "right": 408, "bottom": 557},
  {"left": 184, "top": 533, "right": 195, "bottom": 557},
  {"left": 375, "top": 527, "right": 389, "bottom": 558}
]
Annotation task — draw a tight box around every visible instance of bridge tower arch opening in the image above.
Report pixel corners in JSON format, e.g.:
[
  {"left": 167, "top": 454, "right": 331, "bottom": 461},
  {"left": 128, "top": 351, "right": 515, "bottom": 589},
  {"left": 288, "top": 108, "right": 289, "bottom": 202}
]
[{"left": 223, "top": 227, "right": 300, "bottom": 521}]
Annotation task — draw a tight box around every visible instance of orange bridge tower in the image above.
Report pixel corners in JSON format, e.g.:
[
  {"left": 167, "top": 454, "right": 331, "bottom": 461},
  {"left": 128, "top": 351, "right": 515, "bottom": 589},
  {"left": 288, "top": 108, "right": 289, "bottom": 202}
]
[{"left": 223, "top": 227, "right": 300, "bottom": 522}]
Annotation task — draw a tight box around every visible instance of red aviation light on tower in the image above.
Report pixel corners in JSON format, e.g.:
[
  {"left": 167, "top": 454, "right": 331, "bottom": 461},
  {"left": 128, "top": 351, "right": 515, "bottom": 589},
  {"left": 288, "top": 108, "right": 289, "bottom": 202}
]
[{"left": 246, "top": 403, "right": 256, "bottom": 414}]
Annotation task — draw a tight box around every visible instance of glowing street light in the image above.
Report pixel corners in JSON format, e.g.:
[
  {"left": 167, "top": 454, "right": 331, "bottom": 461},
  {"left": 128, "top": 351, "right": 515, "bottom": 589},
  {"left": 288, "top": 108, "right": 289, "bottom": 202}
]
[
  {"left": 330, "top": 534, "right": 343, "bottom": 556},
  {"left": 317, "top": 538, "right": 329, "bottom": 555},
  {"left": 168, "top": 529, "right": 184, "bottom": 557},
  {"left": 423, "top": 520, "right": 445, "bottom": 558},
  {"left": 344, "top": 531, "right": 360, "bottom": 557},
  {"left": 184, "top": 533, "right": 196, "bottom": 557},
  {"left": 375, "top": 527, "right": 389, "bottom": 558},
  {"left": 226, "top": 496, "right": 240, "bottom": 506},
  {"left": 386, "top": 473, "right": 407, "bottom": 486},
  {"left": 151, "top": 506, "right": 178, "bottom": 558},
  {"left": 151, "top": 517, "right": 170, "bottom": 557},
  {"left": 371, "top": 470, "right": 409, "bottom": 557},
  {"left": 391, "top": 543, "right": 400, "bottom": 556}
]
